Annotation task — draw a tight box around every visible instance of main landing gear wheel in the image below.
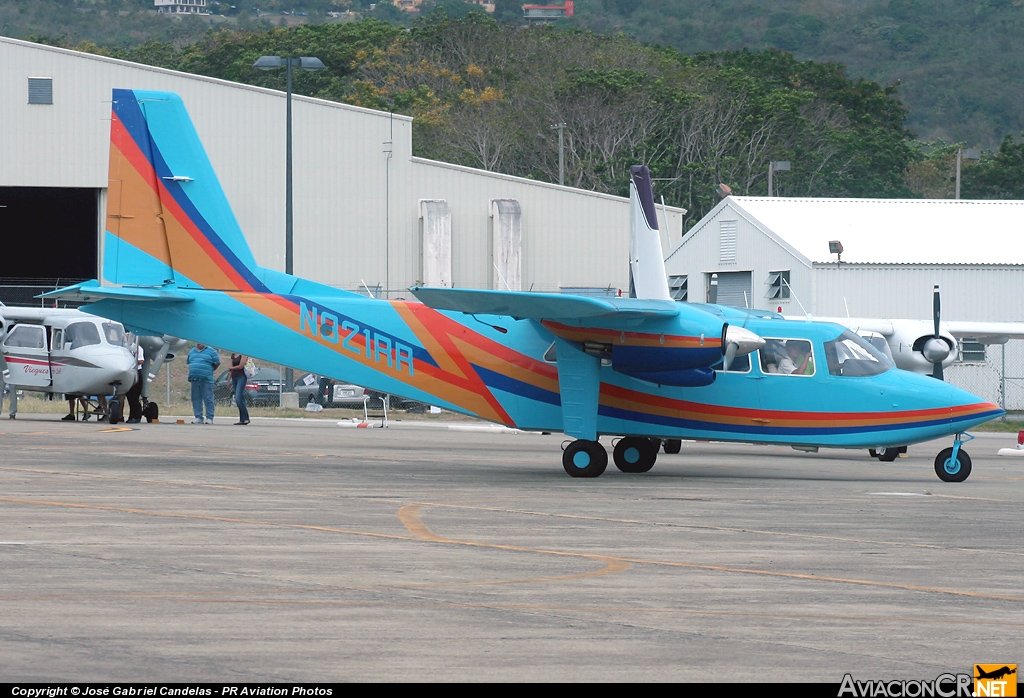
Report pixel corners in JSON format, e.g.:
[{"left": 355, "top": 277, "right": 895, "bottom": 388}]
[
  {"left": 663, "top": 439, "right": 682, "bottom": 454},
  {"left": 613, "top": 437, "right": 659, "bottom": 473},
  {"left": 935, "top": 447, "right": 972, "bottom": 483},
  {"left": 562, "top": 440, "right": 608, "bottom": 478},
  {"left": 869, "top": 447, "right": 901, "bottom": 462}
]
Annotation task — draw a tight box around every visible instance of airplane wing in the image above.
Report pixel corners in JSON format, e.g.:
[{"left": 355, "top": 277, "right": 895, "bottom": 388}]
[
  {"left": 944, "top": 321, "right": 1024, "bottom": 344},
  {"left": 40, "top": 280, "right": 194, "bottom": 304},
  {"left": 411, "top": 287, "right": 680, "bottom": 321}
]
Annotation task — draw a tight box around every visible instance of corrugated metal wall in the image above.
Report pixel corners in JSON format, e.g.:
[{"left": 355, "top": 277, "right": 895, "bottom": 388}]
[{"left": 0, "top": 37, "right": 685, "bottom": 296}]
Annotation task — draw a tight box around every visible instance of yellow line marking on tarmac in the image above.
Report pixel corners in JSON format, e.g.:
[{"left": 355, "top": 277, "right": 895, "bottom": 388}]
[
  {"left": 2, "top": 495, "right": 1022, "bottom": 604},
  {"left": 398, "top": 502, "right": 1024, "bottom": 603},
  {"left": 408, "top": 501, "right": 1024, "bottom": 558}
]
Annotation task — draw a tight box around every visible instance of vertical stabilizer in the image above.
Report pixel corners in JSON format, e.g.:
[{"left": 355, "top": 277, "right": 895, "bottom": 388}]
[
  {"left": 105, "top": 89, "right": 265, "bottom": 293},
  {"left": 628, "top": 166, "right": 672, "bottom": 301}
]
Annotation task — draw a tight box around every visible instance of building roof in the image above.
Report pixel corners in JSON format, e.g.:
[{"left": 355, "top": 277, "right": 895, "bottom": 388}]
[{"left": 723, "top": 197, "right": 1024, "bottom": 265}]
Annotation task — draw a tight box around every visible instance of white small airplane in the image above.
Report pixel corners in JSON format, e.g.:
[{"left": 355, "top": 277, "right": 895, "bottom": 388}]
[
  {"left": 0, "top": 303, "right": 185, "bottom": 422},
  {"left": 800, "top": 286, "right": 1024, "bottom": 380}
]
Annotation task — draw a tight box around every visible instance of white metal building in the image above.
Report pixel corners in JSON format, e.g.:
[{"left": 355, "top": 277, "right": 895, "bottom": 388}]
[
  {"left": 665, "top": 196, "right": 1024, "bottom": 408},
  {"left": 0, "top": 36, "right": 685, "bottom": 300}
]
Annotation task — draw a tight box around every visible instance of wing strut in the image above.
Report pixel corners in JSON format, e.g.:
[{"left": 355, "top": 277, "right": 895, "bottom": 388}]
[{"left": 554, "top": 337, "right": 600, "bottom": 441}]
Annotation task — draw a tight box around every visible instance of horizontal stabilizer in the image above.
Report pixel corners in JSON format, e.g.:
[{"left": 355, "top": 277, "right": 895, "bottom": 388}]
[
  {"left": 40, "top": 280, "right": 194, "bottom": 303},
  {"left": 411, "top": 287, "right": 680, "bottom": 321}
]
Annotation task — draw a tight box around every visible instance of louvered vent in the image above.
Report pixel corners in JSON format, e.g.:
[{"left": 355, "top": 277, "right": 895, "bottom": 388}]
[
  {"left": 719, "top": 220, "right": 737, "bottom": 263},
  {"left": 28, "top": 78, "right": 53, "bottom": 105}
]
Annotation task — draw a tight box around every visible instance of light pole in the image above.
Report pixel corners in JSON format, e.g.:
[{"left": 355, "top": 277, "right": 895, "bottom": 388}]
[
  {"left": 254, "top": 55, "right": 324, "bottom": 402},
  {"left": 955, "top": 147, "right": 980, "bottom": 200},
  {"left": 253, "top": 55, "right": 325, "bottom": 276},
  {"left": 768, "top": 160, "right": 790, "bottom": 197},
  {"left": 550, "top": 122, "right": 566, "bottom": 186}
]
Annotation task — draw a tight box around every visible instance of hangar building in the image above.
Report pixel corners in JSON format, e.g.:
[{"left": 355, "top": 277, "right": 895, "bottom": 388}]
[
  {"left": 0, "top": 36, "right": 685, "bottom": 304},
  {"left": 665, "top": 196, "right": 1024, "bottom": 409}
]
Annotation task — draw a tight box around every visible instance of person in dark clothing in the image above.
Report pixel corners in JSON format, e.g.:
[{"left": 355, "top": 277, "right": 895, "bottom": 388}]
[
  {"left": 126, "top": 341, "right": 145, "bottom": 423},
  {"left": 229, "top": 352, "right": 250, "bottom": 425}
]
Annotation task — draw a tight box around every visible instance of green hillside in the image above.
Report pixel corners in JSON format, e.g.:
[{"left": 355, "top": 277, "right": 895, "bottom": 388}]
[{"left": 570, "top": 0, "right": 1024, "bottom": 149}]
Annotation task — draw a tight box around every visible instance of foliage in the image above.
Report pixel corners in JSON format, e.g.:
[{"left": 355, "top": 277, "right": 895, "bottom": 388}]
[
  {"left": 17, "top": 10, "right": 932, "bottom": 223},
  {"left": 961, "top": 136, "right": 1024, "bottom": 200}
]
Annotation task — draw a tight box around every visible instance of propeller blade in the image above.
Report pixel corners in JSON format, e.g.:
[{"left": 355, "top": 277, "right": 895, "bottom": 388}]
[
  {"left": 932, "top": 285, "right": 943, "bottom": 380},
  {"left": 723, "top": 342, "right": 737, "bottom": 371},
  {"left": 708, "top": 274, "right": 718, "bottom": 304}
]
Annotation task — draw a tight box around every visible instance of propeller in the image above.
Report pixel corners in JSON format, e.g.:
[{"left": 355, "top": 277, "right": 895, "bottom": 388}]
[
  {"left": 708, "top": 273, "right": 718, "bottom": 304},
  {"left": 921, "top": 284, "right": 951, "bottom": 380},
  {"left": 722, "top": 324, "right": 765, "bottom": 370}
]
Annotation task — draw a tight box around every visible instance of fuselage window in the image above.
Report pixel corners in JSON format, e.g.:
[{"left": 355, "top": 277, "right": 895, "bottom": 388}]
[
  {"left": 4, "top": 325, "right": 46, "bottom": 349},
  {"left": 65, "top": 321, "right": 101, "bottom": 349},
  {"left": 823, "top": 330, "right": 893, "bottom": 377},
  {"left": 760, "top": 338, "right": 815, "bottom": 376}
]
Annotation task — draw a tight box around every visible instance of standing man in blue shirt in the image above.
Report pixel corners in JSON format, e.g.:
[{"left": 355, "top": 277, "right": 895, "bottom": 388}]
[{"left": 187, "top": 342, "right": 220, "bottom": 424}]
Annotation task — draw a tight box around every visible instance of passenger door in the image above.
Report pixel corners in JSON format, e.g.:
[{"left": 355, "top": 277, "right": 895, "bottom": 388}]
[{"left": 1, "top": 324, "right": 52, "bottom": 387}]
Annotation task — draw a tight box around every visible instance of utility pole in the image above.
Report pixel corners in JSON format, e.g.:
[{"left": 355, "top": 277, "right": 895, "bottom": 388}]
[
  {"left": 955, "top": 148, "right": 981, "bottom": 200},
  {"left": 550, "top": 123, "right": 566, "bottom": 186}
]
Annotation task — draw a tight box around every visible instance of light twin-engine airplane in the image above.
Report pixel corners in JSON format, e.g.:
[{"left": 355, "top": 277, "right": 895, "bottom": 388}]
[
  {"left": 47, "top": 89, "right": 1004, "bottom": 481},
  {"left": 0, "top": 303, "right": 186, "bottom": 423}
]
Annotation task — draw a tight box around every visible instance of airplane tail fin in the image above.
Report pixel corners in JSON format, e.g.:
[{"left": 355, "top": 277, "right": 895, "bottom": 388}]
[
  {"left": 104, "top": 89, "right": 266, "bottom": 293},
  {"left": 628, "top": 166, "right": 672, "bottom": 301}
]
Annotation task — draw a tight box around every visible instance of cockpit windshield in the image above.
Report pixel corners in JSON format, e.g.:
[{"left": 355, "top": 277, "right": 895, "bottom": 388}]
[
  {"left": 65, "top": 322, "right": 101, "bottom": 350},
  {"left": 102, "top": 322, "right": 126, "bottom": 346},
  {"left": 823, "top": 330, "right": 894, "bottom": 377}
]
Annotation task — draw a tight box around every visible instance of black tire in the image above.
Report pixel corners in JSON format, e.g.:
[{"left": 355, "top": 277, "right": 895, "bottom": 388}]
[
  {"left": 107, "top": 398, "right": 121, "bottom": 425},
  {"left": 613, "top": 437, "right": 658, "bottom": 473},
  {"left": 663, "top": 439, "right": 682, "bottom": 454},
  {"left": 934, "top": 447, "right": 972, "bottom": 482},
  {"left": 143, "top": 402, "right": 159, "bottom": 423},
  {"left": 876, "top": 447, "right": 900, "bottom": 462},
  {"left": 562, "top": 440, "right": 608, "bottom": 478}
]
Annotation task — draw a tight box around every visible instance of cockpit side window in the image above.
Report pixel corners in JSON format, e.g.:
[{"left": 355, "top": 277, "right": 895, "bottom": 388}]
[
  {"left": 759, "top": 338, "right": 815, "bottom": 376},
  {"left": 102, "top": 322, "right": 126, "bottom": 346},
  {"left": 65, "top": 322, "right": 101, "bottom": 349},
  {"left": 823, "top": 330, "right": 893, "bottom": 377}
]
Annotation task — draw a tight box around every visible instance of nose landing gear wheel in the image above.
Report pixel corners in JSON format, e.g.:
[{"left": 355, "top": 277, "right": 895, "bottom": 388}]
[
  {"left": 562, "top": 440, "right": 608, "bottom": 478},
  {"left": 613, "top": 437, "right": 658, "bottom": 473},
  {"left": 107, "top": 398, "right": 122, "bottom": 425},
  {"left": 935, "top": 447, "right": 971, "bottom": 482}
]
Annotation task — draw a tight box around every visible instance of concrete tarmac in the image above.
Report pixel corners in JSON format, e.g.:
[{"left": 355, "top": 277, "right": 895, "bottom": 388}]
[{"left": 1, "top": 414, "right": 1022, "bottom": 682}]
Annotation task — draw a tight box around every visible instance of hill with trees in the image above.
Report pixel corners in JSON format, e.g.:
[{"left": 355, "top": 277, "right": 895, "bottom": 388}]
[{"left": 5, "top": 5, "right": 1022, "bottom": 220}]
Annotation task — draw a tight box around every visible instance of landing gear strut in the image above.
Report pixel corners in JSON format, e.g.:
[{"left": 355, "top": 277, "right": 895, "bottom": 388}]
[
  {"left": 562, "top": 440, "right": 608, "bottom": 478},
  {"left": 935, "top": 433, "right": 973, "bottom": 482},
  {"left": 613, "top": 437, "right": 659, "bottom": 473}
]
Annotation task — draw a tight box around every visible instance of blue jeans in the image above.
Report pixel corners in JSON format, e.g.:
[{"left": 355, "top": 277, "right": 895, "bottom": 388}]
[
  {"left": 231, "top": 374, "right": 250, "bottom": 423},
  {"left": 190, "top": 379, "right": 214, "bottom": 420}
]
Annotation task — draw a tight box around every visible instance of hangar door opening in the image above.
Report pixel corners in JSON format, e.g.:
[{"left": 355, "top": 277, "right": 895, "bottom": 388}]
[
  {"left": 708, "top": 271, "right": 752, "bottom": 308},
  {"left": 0, "top": 187, "right": 98, "bottom": 305}
]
